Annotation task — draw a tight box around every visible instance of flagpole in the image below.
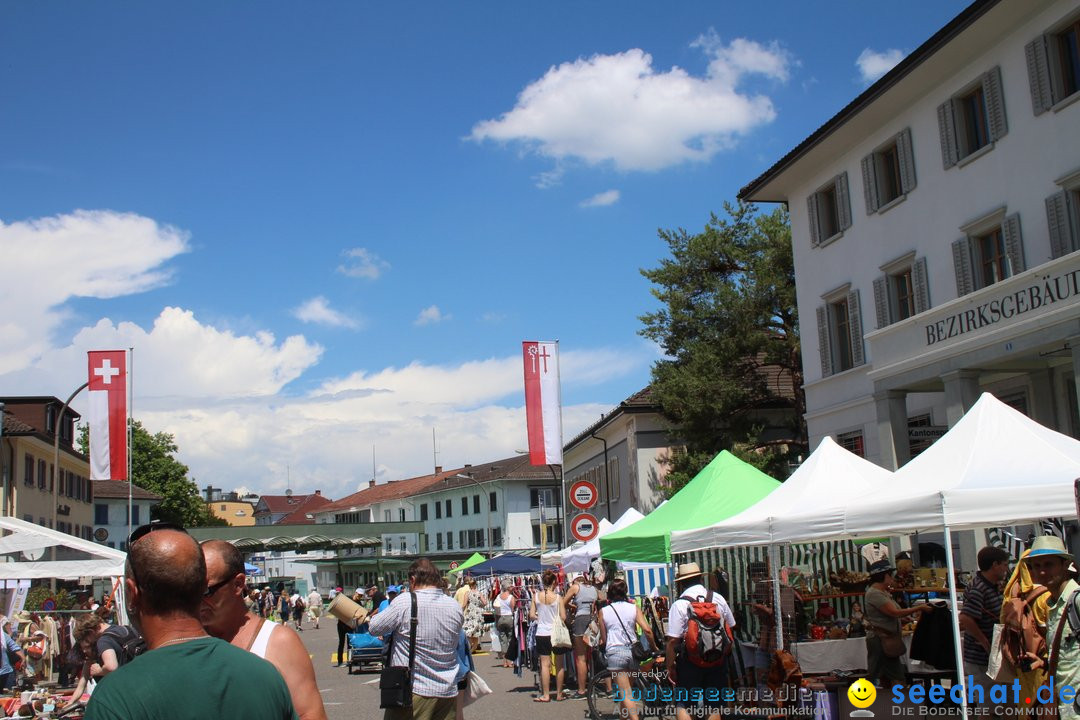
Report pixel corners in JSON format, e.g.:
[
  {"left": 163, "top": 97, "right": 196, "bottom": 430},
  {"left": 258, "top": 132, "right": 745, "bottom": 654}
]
[{"left": 128, "top": 347, "right": 133, "bottom": 543}]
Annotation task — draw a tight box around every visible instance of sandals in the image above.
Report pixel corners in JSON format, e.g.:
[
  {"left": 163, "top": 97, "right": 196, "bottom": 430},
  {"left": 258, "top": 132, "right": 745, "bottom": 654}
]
[{"left": 533, "top": 697, "right": 551, "bottom": 703}]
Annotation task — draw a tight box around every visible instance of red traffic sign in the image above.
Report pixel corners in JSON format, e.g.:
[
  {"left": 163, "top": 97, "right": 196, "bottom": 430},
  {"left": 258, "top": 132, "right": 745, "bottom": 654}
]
[
  {"left": 570, "top": 480, "right": 598, "bottom": 510},
  {"left": 570, "top": 513, "right": 600, "bottom": 542},
  {"left": 449, "top": 561, "right": 459, "bottom": 569}
]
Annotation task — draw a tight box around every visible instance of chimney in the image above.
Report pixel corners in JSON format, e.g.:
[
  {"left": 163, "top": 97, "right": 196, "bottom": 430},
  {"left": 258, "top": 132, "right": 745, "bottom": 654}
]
[
  {"left": 435, "top": 465, "right": 442, "bottom": 474},
  {"left": 315, "top": 490, "right": 321, "bottom": 496},
  {"left": 463, "top": 464, "right": 471, "bottom": 469},
  {"left": 369, "top": 479, "right": 376, "bottom": 488}
]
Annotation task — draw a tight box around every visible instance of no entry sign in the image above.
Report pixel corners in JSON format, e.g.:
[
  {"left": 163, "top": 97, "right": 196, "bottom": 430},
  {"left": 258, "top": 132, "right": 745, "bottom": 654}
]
[
  {"left": 570, "top": 480, "right": 598, "bottom": 510},
  {"left": 449, "top": 561, "right": 459, "bottom": 569},
  {"left": 570, "top": 513, "right": 599, "bottom": 542}
]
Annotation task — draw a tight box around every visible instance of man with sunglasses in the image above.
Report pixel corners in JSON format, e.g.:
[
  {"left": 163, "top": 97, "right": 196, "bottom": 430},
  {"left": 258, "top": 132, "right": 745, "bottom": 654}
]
[
  {"left": 84, "top": 523, "right": 297, "bottom": 720},
  {"left": 200, "top": 540, "right": 327, "bottom": 720}
]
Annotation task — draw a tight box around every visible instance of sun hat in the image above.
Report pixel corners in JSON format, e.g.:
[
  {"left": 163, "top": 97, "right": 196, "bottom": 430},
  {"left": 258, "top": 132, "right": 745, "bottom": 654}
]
[
  {"left": 1028, "top": 535, "right": 1072, "bottom": 558},
  {"left": 868, "top": 559, "right": 896, "bottom": 575},
  {"left": 674, "top": 562, "right": 704, "bottom": 582}
]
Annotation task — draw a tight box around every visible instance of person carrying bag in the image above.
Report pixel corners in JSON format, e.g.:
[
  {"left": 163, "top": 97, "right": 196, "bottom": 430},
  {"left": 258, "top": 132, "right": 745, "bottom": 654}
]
[{"left": 380, "top": 591, "right": 418, "bottom": 709}]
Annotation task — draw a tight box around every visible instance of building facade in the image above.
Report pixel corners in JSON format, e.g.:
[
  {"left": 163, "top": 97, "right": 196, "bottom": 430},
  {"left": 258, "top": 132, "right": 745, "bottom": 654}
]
[
  {"left": 742, "top": 0, "right": 1080, "bottom": 470},
  {"left": 0, "top": 397, "right": 94, "bottom": 537},
  {"left": 91, "top": 480, "right": 162, "bottom": 550}
]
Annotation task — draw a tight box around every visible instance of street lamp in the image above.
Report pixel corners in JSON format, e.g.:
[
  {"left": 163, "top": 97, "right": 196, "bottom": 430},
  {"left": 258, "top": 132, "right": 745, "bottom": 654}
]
[{"left": 449, "top": 472, "right": 494, "bottom": 558}]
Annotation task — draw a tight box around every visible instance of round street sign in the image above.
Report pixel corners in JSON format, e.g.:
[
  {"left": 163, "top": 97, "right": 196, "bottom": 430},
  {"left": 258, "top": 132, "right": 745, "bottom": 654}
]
[
  {"left": 569, "top": 480, "right": 598, "bottom": 510},
  {"left": 570, "top": 513, "right": 600, "bottom": 542},
  {"left": 449, "top": 561, "right": 459, "bottom": 569}
]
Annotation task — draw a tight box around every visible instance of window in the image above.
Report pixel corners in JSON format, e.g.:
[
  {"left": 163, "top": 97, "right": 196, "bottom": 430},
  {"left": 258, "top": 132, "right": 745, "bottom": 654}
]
[
  {"left": 436, "top": 533, "right": 443, "bottom": 551},
  {"left": 48, "top": 464, "right": 53, "bottom": 493},
  {"left": 938, "top": 67, "right": 1007, "bottom": 168},
  {"left": 473, "top": 495, "right": 480, "bottom": 514},
  {"left": 420, "top": 504, "right": 429, "bottom": 521},
  {"left": 359, "top": 509, "right": 372, "bottom": 523},
  {"left": 816, "top": 289, "right": 865, "bottom": 376},
  {"left": 24, "top": 455, "right": 33, "bottom": 487},
  {"left": 532, "top": 524, "right": 558, "bottom": 545},
  {"left": 422, "top": 534, "right": 429, "bottom": 552},
  {"left": 446, "top": 532, "right": 453, "bottom": 550},
  {"left": 477, "top": 528, "right": 485, "bottom": 548},
  {"left": 128, "top": 505, "right": 140, "bottom": 526},
  {"left": 872, "top": 256, "right": 930, "bottom": 328},
  {"left": 952, "top": 213, "right": 1024, "bottom": 296},
  {"left": 1027, "top": 16, "right": 1080, "bottom": 114},
  {"left": 862, "top": 129, "right": 916, "bottom": 214},
  {"left": 1047, "top": 184, "right": 1080, "bottom": 259},
  {"left": 492, "top": 527, "right": 503, "bottom": 547},
  {"left": 807, "top": 172, "right": 852, "bottom": 245},
  {"left": 385, "top": 538, "right": 392, "bottom": 552},
  {"left": 489, "top": 491, "right": 497, "bottom": 512},
  {"left": 837, "top": 430, "right": 865, "bottom": 457},
  {"left": 608, "top": 457, "right": 620, "bottom": 502},
  {"left": 461, "top": 497, "right": 469, "bottom": 516},
  {"left": 460, "top": 530, "right": 466, "bottom": 548},
  {"left": 529, "top": 487, "right": 560, "bottom": 509},
  {"left": 445, "top": 500, "right": 452, "bottom": 518},
  {"left": 399, "top": 508, "right": 405, "bottom": 522},
  {"left": 400, "top": 539, "right": 406, "bottom": 552},
  {"left": 94, "top": 504, "right": 108, "bottom": 525}
]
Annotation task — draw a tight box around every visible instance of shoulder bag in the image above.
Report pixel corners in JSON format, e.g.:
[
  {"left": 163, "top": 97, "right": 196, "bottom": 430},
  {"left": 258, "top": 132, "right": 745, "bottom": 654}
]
[
  {"left": 379, "top": 591, "right": 418, "bottom": 709},
  {"left": 866, "top": 620, "right": 906, "bottom": 658},
  {"left": 550, "top": 593, "right": 572, "bottom": 649},
  {"left": 463, "top": 671, "right": 492, "bottom": 705},
  {"left": 611, "top": 603, "right": 650, "bottom": 663}
]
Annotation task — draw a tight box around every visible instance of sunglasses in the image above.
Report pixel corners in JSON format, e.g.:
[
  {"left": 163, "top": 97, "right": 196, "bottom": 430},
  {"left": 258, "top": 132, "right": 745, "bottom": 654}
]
[{"left": 204, "top": 576, "right": 235, "bottom": 598}]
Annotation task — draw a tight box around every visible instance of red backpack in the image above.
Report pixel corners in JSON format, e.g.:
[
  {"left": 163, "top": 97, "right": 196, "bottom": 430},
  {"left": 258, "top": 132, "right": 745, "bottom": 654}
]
[{"left": 680, "top": 590, "right": 733, "bottom": 667}]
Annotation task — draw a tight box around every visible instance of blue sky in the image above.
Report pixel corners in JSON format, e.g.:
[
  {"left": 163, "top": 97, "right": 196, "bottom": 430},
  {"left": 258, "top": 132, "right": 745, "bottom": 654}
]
[{"left": 0, "top": 1, "right": 969, "bottom": 499}]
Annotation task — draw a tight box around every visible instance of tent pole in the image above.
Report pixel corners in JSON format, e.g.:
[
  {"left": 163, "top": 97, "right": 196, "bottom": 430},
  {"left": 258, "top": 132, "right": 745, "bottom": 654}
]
[
  {"left": 769, "top": 543, "right": 783, "bottom": 651},
  {"left": 942, "top": 496, "right": 968, "bottom": 719}
]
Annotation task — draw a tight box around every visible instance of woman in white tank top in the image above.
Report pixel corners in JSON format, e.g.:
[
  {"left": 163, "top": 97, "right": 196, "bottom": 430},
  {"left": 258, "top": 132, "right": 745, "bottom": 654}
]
[
  {"left": 529, "top": 570, "right": 567, "bottom": 702},
  {"left": 598, "top": 579, "right": 655, "bottom": 720}
]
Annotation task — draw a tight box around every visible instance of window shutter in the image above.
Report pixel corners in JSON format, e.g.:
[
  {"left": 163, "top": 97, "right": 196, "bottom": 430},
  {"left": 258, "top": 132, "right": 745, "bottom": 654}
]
[
  {"left": 847, "top": 289, "right": 865, "bottom": 367},
  {"left": 983, "top": 66, "right": 1008, "bottom": 142},
  {"left": 872, "top": 275, "right": 889, "bottom": 329},
  {"left": 1046, "top": 190, "right": 1076, "bottom": 259},
  {"left": 861, "top": 154, "right": 879, "bottom": 215},
  {"left": 912, "top": 257, "right": 930, "bottom": 314},
  {"left": 952, "top": 238, "right": 974, "bottom": 296},
  {"left": 937, "top": 100, "right": 958, "bottom": 169},
  {"left": 836, "top": 172, "right": 852, "bottom": 231},
  {"left": 807, "top": 194, "right": 821, "bottom": 246},
  {"left": 1001, "top": 213, "right": 1025, "bottom": 274},
  {"left": 897, "top": 128, "right": 916, "bottom": 194},
  {"left": 816, "top": 305, "right": 832, "bottom": 377},
  {"left": 1025, "top": 35, "right": 1054, "bottom": 115}
]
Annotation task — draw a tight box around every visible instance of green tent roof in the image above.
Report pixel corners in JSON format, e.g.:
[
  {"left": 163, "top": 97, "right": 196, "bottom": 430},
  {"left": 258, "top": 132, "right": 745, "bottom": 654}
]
[
  {"left": 449, "top": 552, "right": 487, "bottom": 574},
  {"left": 599, "top": 451, "right": 780, "bottom": 563}
]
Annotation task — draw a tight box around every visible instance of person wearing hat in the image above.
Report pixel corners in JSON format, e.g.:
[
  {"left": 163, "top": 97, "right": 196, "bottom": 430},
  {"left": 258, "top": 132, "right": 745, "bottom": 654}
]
[
  {"left": 665, "top": 562, "right": 736, "bottom": 720},
  {"left": 958, "top": 546, "right": 1010, "bottom": 706},
  {"left": 0, "top": 617, "right": 25, "bottom": 691},
  {"left": 863, "top": 559, "right": 932, "bottom": 687},
  {"left": 1022, "top": 536, "right": 1080, "bottom": 719}
]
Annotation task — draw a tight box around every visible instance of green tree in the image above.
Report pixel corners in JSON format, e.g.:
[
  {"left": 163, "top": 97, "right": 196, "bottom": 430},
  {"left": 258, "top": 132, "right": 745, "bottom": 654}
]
[
  {"left": 639, "top": 201, "right": 806, "bottom": 494},
  {"left": 79, "top": 420, "right": 223, "bottom": 527}
]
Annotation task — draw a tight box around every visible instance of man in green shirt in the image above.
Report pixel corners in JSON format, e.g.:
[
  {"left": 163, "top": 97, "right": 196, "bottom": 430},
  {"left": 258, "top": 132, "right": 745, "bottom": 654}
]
[
  {"left": 1024, "top": 535, "right": 1079, "bottom": 720},
  {"left": 85, "top": 522, "right": 297, "bottom": 720}
]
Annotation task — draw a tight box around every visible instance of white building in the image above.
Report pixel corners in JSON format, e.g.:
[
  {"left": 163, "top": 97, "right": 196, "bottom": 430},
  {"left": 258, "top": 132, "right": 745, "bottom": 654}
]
[
  {"left": 91, "top": 481, "right": 161, "bottom": 551},
  {"left": 742, "top": 0, "right": 1080, "bottom": 474}
]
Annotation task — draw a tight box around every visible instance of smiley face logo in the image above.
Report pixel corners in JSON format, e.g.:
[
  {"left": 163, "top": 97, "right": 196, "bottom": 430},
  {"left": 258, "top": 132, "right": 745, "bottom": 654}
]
[{"left": 847, "top": 679, "right": 876, "bottom": 709}]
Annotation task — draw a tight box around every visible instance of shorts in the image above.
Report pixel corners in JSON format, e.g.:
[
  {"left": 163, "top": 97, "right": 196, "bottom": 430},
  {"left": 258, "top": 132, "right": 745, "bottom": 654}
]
[
  {"left": 605, "top": 645, "right": 635, "bottom": 671},
  {"left": 535, "top": 635, "right": 571, "bottom": 656},
  {"left": 572, "top": 614, "right": 592, "bottom": 637},
  {"left": 673, "top": 652, "right": 727, "bottom": 709},
  {"left": 309, "top": 606, "right": 323, "bottom": 618}
]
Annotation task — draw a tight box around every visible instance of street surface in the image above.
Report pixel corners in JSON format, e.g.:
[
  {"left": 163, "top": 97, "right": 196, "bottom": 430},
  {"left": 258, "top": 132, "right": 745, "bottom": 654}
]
[{"left": 297, "top": 622, "right": 592, "bottom": 720}]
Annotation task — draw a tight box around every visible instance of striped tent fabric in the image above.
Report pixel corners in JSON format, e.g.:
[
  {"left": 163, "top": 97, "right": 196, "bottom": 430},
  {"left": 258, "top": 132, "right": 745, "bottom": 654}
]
[{"left": 624, "top": 565, "right": 669, "bottom": 597}]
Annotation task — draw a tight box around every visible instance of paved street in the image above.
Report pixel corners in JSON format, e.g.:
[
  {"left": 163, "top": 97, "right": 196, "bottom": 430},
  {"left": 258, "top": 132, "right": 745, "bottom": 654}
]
[{"left": 297, "top": 622, "right": 593, "bottom": 720}]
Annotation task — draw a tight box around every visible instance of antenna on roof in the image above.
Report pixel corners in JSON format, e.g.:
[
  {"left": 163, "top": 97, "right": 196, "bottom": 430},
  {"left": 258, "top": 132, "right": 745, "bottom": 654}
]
[
  {"left": 372, "top": 444, "right": 377, "bottom": 486},
  {"left": 432, "top": 427, "right": 439, "bottom": 474}
]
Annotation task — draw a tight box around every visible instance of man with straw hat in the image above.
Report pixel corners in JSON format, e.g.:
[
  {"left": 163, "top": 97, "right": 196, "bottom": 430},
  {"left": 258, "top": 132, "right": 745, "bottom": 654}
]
[
  {"left": 665, "top": 562, "right": 736, "bottom": 720},
  {"left": 1023, "top": 536, "right": 1080, "bottom": 719}
]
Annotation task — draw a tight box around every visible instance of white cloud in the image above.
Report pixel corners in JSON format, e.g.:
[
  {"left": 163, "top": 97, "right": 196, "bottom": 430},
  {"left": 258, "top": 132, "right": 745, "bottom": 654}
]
[
  {"left": 0, "top": 209, "right": 189, "bottom": 374},
  {"left": 414, "top": 305, "right": 449, "bottom": 326},
  {"left": 580, "top": 190, "right": 620, "bottom": 208},
  {"left": 292, "top": 296, "right": 359, "bottom": 329},
  {"left": 480, "top": 311, "right": 506, "bottom": 324},
  {"left": 856, "top": 48, "right": 905, "bottom": 83},
  {"left": 470, "top": 36, "right": 789, "bottom": 172},
  {"left": 337, "top": 247, "right": 389, "bottom": 280}
]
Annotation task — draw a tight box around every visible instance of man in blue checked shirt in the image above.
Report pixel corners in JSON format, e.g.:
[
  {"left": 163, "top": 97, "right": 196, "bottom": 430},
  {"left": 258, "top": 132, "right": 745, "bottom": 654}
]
[{"left": 0, "top": 617, "right": 25, "bottom": 691}]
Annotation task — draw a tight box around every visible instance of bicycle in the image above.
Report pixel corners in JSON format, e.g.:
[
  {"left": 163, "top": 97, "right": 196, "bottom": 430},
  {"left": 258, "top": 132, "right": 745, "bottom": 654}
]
[{"left": 587, "top": 654, "right": 673, "bottom": 720}]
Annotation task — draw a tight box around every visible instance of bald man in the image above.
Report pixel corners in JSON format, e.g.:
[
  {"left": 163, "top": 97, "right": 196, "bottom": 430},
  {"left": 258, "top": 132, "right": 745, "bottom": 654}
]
[
  {"left": 201, "top": 540, "right": 327, "bottom": 720},
  {"left": 84, "top": 524, "right": 296, "bottom": 720}
]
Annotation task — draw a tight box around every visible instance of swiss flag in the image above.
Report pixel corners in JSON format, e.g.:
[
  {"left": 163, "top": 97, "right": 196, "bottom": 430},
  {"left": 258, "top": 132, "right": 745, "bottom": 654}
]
[{"left": 87, "top": 350, "right": 128, "bottom": 480}]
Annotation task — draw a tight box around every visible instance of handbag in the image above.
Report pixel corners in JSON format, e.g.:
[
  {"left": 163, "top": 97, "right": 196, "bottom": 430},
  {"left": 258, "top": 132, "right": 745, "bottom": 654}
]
[
  {"left": 871, "top": 622, "right": 906, "bottom": 658},
  {"left": 610, "top": 603, "right": 650, "bottom": 663},
  {"left": 987, "top": 623, "right": 1016, "bottom": 683},
  {"left": 379, "top": 592, "right": 418, "bottom": 709},
  {"left": 462, "top": 671, "right": 492, "bottom": 705},
  {"left": 550, "top": 594, "right": 572, "bottom": 649}
]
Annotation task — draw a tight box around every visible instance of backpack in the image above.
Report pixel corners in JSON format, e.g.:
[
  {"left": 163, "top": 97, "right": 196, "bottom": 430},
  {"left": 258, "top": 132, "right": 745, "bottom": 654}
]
[
  {"left": 99, "top": 625, "right": 146, "bottom": 666},
  {"left": 1000, "top": 583, "right": 1049, "bottom": 669},
  {"left": 679, "top": 590, "right": 733, "bottom": 668}
]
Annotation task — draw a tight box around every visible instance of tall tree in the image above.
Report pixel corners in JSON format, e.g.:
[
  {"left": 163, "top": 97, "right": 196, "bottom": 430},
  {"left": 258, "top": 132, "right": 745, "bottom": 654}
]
[
  {"left": 79, "top": 420, "right": 223, "bottom": 526},
  {"left": 639, "top": 201, "right": 806, "bottom": 493}
]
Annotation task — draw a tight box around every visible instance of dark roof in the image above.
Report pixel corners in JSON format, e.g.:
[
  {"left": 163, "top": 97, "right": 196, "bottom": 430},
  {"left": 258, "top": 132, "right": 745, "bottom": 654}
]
[
  {"left": 739, "top": 0, "right": 998, "bottom": 202},
  {"left": 565, "top": 386, "right": 661, "bottom": 450},
  {"left": 276, "top": 493, "right": 334, "bottom": 525},
  {"left": 319, "top": 470, "right": 458, "bottom": 514},
  {"left": 92, "top": 481, "right": 162, "bottom": 502},
  {"left": 1, "top": 410, "right": 35, "bottom": 434}
]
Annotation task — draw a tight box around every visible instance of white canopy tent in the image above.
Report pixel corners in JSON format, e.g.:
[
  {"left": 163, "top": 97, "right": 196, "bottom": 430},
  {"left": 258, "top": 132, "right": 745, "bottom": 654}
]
[
  {"left": 0, "top": 516, "right": 127, "bottom": 580},
  {"left": 562, "top": 508, "right": 645, "bottom": 572},
  {"left": 670, "top": 436, "right": 894, "bottom": 553}
]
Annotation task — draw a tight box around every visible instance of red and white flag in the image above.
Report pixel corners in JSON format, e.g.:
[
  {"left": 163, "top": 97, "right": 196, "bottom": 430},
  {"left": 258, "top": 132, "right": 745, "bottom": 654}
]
[
  {"left": 522, "top": 340, "right": 562, "bottom": 466},
  {"left": 87, "top": 350, "right": 128, "bottom": 480}
]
